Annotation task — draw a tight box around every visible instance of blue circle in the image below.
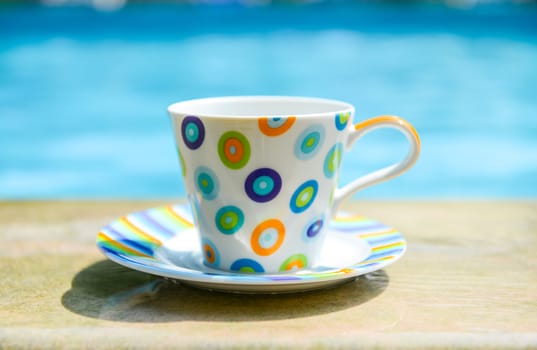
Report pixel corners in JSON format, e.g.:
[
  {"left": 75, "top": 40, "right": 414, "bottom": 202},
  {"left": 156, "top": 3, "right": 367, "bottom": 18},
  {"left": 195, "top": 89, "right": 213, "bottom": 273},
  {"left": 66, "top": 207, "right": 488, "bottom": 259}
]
[
  {"left": 215, "top": 206, "right": 244, "bottom": 235},
  {"left": 181, "top": 116, "right": 205, "bottom": 150},
  {"left": 303, "top": 216, "right": 324, "bottom": 241},
  {"left": 300, "top": 131, "right": 320, "bottom": 154},
  {"left": 323, "top": 143, "right": 343, "bottom": 179},
  {"left": 260, "top": 228, "right": 279, "bottom": 248},
  {"left": 244, "top": 168, "right": 282, "bottom": 203},
  {"left": 253, "top": 176, "right": 275, "bottom": 196},
  {"left": 194, "top": 166, "right": 219, "bottom": 200},
  {"left": 294, "top": 125, "right": 325, "bottom": 160},
  {"left": 290, "top": 180, "right": 318, "bottom": 214},
  {"left": 185, "top": 123, "right": 199, "bottom": 143},
  {"left": 335, "top": 112, "right": 350, "bottom": 131},
  {"left": 230, "top": 258, "right": 265, "bottom": 273}
]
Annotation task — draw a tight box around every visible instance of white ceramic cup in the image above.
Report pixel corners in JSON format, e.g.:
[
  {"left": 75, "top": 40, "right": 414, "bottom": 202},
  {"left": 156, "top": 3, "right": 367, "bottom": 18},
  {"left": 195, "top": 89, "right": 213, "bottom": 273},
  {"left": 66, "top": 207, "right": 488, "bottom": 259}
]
[{"left": 168, "top": 96, "right": 420, "bottom": 274}]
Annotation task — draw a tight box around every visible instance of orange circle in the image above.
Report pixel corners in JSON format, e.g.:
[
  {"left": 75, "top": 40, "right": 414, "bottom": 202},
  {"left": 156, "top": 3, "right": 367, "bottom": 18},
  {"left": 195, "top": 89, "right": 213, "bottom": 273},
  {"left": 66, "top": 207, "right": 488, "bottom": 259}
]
[
  {"left": 250, "top": 219, "right": 285, "bottom": 256},
  {"left": 258, "top": 116, "right": 296, "bottom": 137},
  {"left": 224, "top": 138, "right": 244, "bottom": 163},
  {"left": 284, "top": 260, "right": 305, "bottom": 270},
  {"left": 203, "top": 244, "right": 216, "bottom": 264}
]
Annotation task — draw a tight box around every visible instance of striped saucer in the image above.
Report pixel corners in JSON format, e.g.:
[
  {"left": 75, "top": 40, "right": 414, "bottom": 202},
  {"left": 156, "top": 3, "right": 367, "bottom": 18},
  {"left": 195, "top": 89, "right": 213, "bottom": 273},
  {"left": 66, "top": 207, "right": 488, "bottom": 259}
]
[{"left": 97, "top": 204, "right": 406, "bottom": 293}]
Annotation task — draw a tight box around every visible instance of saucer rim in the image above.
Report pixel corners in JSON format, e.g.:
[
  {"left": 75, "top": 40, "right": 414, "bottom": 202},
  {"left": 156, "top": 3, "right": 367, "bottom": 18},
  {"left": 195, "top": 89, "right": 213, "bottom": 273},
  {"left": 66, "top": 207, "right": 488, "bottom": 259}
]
[
  {"left": 99, "top": 243, "right": 406, "bottom": 286},
  {"left": 97, "top": 204, "right": 407, "bottom": 290}
]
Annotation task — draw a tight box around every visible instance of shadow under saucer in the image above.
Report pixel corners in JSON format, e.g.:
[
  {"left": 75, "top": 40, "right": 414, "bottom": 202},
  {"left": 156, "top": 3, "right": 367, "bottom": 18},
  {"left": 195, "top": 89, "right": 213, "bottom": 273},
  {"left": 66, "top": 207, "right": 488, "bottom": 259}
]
[{"left": 62, "top": 260, "right": 389, "bottom": 323}]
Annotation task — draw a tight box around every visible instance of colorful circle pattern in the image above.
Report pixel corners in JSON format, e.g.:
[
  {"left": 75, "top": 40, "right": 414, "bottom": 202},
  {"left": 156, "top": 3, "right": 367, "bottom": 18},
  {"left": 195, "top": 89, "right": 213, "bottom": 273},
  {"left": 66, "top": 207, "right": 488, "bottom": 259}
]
[
  {"left": 215, "top": 205, "right": 244, "bottom": 235},
  {"left": 251, "top": 219, "right": 285, "bottom": 256},
  {"left": 194, "top": 166, "right": 219, "bottom": 200},
  {"left": 202, "top": 238, "right": 220, "bottom": 267},
  {"left": 244, "top": 168, "right": 282, "bottom": 203},
  {"left": 218, "top": 131, "right": 251, "bottom": 170},
  {"left": 290, "top": 180, "right": 318, "bottom": 214},
  {"left": 294, "top": 124, "right": 325, "bottom": 160},
  {"left": 324, "top": 143, "right": 343, "bottom": 179},
  {"left": 303, "top": 216, "right": 324, "bottom": 241},
  {"left": 335, "top": 112, "right": 351, "bottom": 131},
  {"left": 177, "top": 116, "right": 348, "bottom": 272},
  {"left": 280, "top": 254, "right": 308, "bottom": 271},
  {"left": 181, "top": 116, "right": 205, "bottom": 150},
  {"left": 230, "top": 258, "right": 265, "bottom": 273},
  {"left": 258, "top": 116, "right": 296, "bottom": 136}
]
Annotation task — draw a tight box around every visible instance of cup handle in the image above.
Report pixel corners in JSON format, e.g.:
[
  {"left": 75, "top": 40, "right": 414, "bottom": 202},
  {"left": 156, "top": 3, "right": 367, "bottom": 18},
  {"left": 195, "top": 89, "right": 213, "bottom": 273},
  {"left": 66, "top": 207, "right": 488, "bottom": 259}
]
[{"left": 331, "top": 115, "right": 421, "bottom": 213}]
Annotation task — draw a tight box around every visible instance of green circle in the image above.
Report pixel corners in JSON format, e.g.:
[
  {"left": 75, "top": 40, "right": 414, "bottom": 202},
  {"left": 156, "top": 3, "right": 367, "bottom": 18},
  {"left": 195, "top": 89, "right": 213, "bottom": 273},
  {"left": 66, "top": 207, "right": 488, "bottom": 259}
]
[
  {"left": 301, "top": 132, "right": 320, "bottom": 154},
  {"left": 220, "top": 212, "right": 238, "bottom": 230},
  {"left": 296, "top": 187, "right": 314, "bottom": 208},
  {"left": 215, "top": 206, "right": 244, "bottom": 235},
  {"left": 197, "top": 173, "right": 214, "bottom": 194},
  {"left": 324, "top": 143, "right": 343, "bottom": 179},
  {"left": 239, "top": 266, "right": 255, "bottom": 273},
  {"left": 327, "top": 152, "right": 338, "bottom": 172},
  {"left": 279, "top": 254, "right": 308, "bottom": 272},
  {"left": 218, "top": 131, "right": 251, "bottom": 170}
]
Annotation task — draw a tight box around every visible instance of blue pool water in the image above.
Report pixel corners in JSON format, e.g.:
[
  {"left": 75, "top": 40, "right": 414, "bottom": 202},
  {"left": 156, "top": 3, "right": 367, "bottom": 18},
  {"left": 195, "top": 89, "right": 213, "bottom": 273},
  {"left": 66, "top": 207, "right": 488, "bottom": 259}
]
[{"left": 1, "top": 3, "right": 536, "bottom": 199}]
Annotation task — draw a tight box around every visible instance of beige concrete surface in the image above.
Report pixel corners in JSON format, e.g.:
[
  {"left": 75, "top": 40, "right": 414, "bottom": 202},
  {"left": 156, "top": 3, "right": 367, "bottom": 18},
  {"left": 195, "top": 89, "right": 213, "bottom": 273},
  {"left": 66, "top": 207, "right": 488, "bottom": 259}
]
[{"left": 0, "top": 201, "right": 536, "bottom": 349}]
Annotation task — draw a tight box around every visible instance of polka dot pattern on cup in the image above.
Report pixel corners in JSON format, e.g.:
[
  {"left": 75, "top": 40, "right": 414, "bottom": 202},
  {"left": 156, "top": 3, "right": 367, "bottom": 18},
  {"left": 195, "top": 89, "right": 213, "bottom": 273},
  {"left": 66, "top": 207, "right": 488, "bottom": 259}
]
[
  {"left": 258, "top": 116, "right": 296, "bottom": 136},
  {"left": 280, "top": 254, "right": 308, "bottom": 271},
  {"left": 202, "top": 238, "right": 220, "bottom": 267},
  {"left": 324, "top": 143, "right": 343, "bottom": 179},
  {"left": 290, "top": 180, "right": 318, "bottom": 214},
  {"left": 335, "top": 112, "right": 351, "bottom": 131},
  {"left": 294, "top": 124, "right": 325, "bottom": 160},
  {"left": 230, "top": 258, "right": 265, "bottom": 273},
  {"left": 181, "top": 116, "right": 205, "bottom": 150},
  {"left": 194, "top": 166, "right": 219, "bottom": 200},
  {"left": 218, "top": 131, "right": 251, "bottom": 170},
  {"left": 250, "top": 219, "right": 285, "bottom": 256},
  {"left": 174, "top": 112, "right": 356, "bottom": 274},
  {"left": 244, "top": 168, "right": 282, "bottom": 203},
  {"left": 303, "top": 215, "right": 324, "bottom": 241},
  {"left": 215, "top": 205, "right": 244, "bottom": 235}
]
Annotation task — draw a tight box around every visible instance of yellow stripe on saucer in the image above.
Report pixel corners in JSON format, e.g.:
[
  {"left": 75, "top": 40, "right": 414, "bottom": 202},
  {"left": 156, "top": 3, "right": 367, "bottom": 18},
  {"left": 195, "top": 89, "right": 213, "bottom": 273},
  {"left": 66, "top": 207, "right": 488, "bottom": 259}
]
[
  {"left": 358, "top": 228, "right": 399, "bottom": 238},
  {"left": 165, "top": 205, "right": 194, "bottom": 227},
  {"left": 97, "top": 232, "right": 153, "bottom": 258},
  {"left": 371, "top": 241, "right": 406, "bottom": 253},
  {"left": 119, "top": 216, "right": 162, "bottom": 246},
  {"left": 359, "top": 255, "right": 396, "bottom": 265}
]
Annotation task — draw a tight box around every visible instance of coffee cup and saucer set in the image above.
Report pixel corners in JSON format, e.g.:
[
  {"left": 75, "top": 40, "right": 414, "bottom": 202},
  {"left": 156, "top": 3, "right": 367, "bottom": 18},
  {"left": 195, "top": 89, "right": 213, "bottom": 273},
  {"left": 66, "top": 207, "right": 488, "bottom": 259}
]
[{"left": 97, "top": 96, "right": 421, "bottom": 293}]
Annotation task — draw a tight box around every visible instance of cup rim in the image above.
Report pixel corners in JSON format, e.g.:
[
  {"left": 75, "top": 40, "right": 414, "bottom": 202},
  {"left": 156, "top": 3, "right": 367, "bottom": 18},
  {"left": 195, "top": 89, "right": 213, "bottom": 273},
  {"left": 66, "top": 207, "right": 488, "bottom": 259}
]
[{"left": 167, "top": 96, "right": 354, "bottom": 118}]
